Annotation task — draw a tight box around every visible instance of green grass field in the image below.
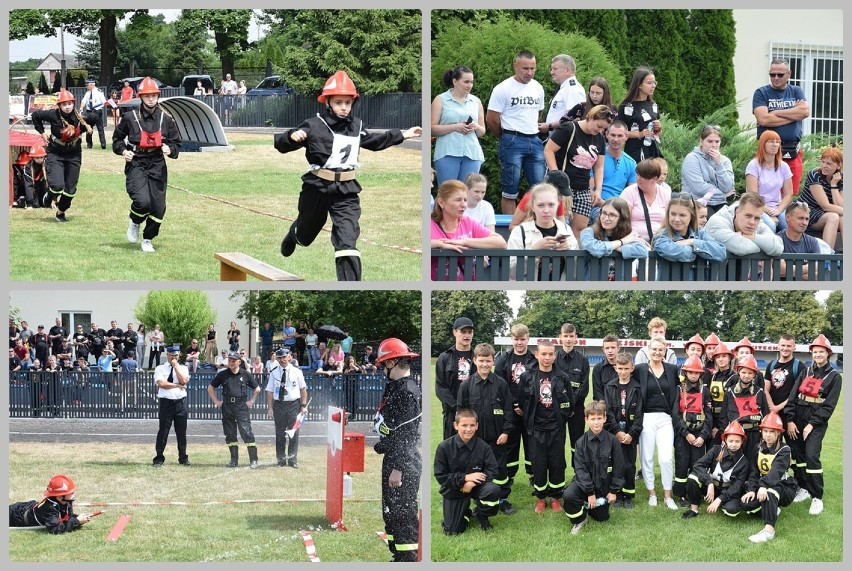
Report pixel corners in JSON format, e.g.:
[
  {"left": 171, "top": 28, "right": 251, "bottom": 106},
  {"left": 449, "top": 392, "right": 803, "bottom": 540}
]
[
  {"left": 8, "top": 131, "right": 422, "bottom": 282},
  {"left": 8, "top": 441, "right": 397, "bottom": 562},
  {"left": 428, "top": 360, "right": 843, "bottom": 562}
]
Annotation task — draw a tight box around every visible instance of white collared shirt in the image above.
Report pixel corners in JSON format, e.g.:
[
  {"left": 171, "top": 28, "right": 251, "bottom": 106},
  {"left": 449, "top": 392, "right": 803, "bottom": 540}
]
[
  {"left": 154, "top": 361, "right": 188, "bottom": 399},
  {"left": 265, "top": 363, "right": 306, "bottom": 401}
]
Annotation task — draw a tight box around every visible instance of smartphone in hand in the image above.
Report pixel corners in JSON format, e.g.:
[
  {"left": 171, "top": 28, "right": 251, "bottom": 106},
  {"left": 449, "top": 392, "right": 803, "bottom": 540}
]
[{"left": 464, "top": 116, "right": 473, "bottom": 125}]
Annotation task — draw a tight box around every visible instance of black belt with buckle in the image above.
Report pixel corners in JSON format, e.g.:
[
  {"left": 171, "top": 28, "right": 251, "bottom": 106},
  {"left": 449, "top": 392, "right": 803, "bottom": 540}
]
[
  {"left": 502, "top": 129, "right": 537, "bottom": 137},
  {"left": 226, "top": 396, "right": 246, "bottom": 403}
]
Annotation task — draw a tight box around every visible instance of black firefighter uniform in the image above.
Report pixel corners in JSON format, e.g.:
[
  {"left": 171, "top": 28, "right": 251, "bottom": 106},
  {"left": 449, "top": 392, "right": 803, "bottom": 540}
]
[
  {"left": 373, "top": 375, "right": 421, "bottom": 561},
  {"left": 112, "top": 106, "right": 181, "bottom": 240},
  {"left": 274, "top": 106, "right": 407, "bottom": 281}
]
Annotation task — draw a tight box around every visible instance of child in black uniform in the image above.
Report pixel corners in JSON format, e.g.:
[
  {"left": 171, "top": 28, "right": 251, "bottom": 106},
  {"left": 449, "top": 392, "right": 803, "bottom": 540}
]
[
  {"left": 672, "top": 356, "right": 713, "bottom": 507},
  {"left": 562, "top": 401, "right": 625, "bottom": 535},
  {"left": 603, "top": 352, "right": 643, "bottom": 508},
  {"left": 31, "top": 89, "right": 97, "bottom": 222},
  {"left": 723, "top": 355, "right": 769, "bottom": 461},
  {"left": 434, "top": 408, "right": 502, "bottom": 534},
  {"left": 17, "top": 145, "right": 50, "bottom": 209},
  {"left": 518, "top": 339, "right": 573, "bottom": 514},
  {"left": 113, "top": 77, "right": 181, "bottom": 253},
  {"left": 682, "top": 421, "right": 749, "bottom": 519},
  {"left": 9, "top": 474, "right": 96, "bottom": 533},
  {"left": 274, "top": 70, "right": 422, "bottom": 281}
]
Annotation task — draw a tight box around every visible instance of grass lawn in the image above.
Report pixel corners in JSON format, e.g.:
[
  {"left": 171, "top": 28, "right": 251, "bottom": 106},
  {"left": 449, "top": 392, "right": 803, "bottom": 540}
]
[
  {"left": 8, "top": 131, "right": 422, "bottom": 282},
  {"left": 8, "top": 441, "right": 397, "bottom": 562},
  {"left": 428, "top": 359, "right": 843, "bottom": 562}
]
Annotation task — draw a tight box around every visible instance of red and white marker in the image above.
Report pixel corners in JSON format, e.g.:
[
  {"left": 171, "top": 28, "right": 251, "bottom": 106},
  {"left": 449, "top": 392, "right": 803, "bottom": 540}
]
[
  {"left": 300, "top": 531, "right": 321, "bottom": 563},
  {"left": 375, "top": 531, "right": 389, "bottom": 545}
]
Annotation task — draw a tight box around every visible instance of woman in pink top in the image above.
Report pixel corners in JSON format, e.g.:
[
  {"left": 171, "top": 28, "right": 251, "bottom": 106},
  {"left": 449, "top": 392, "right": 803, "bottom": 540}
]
[
  {"left": 430, "top": 179, "right": 506, "bottom": 280},
  {"left": 745, "top": 130, "right": 793, "bottom": 231},
  {"left": 619, "top": 159, "right": 672, "bottom": 242}
]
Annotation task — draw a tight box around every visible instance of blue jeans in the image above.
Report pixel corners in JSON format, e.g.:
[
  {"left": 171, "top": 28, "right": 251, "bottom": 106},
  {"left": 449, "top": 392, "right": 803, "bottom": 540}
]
[
  {"left": 498, "top": 133, "right": 545, "bottom": 199},
  {"left": 433, "top": 156, "right": 483, "bottom": 186}
]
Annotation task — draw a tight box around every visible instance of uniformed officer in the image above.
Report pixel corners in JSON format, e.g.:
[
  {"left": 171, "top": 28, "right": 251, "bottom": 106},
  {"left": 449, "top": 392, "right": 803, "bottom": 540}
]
[
  {"left": 208, "top": 350, "right": 261, "bottom": 468},
  {"left": 153, "top": 345, "right": 190, "bottom": 467},
  {"left": 9, "top": 474, "right": 95, "bottom": 534},
  {"left": 31, "top": 88, "right": 98, "bottom": 222},
  {"left": 80, "top": 78, "right": 107, "bottom": 149},
  {"left": 113, "top": 76, "right": 181, "bottom": 253},
  {"left": 265, "top": 348, "right": 308, "bottom": 468},
  {"left": 274, "top": 70, "right": 422, "bottom": 281},
  {"left": 373, "top": 338, "right": 421, "bottom": 562}
]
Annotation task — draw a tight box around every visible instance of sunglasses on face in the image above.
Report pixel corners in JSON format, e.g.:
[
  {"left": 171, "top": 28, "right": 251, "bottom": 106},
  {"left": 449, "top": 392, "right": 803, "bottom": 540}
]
[{"left": 769, "top": 72, "right": 787, "bottom": 78}]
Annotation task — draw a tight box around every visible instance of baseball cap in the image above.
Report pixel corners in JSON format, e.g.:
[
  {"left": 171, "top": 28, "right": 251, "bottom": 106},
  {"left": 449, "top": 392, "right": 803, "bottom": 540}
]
[
  {"left": 544, "top": 170, "right": 573, "bottom": 197},
  {"left": 275, "top": 348, "right": 290, "bottom": 357},
  {"left": 453, "top": 317, "right": 474, "bottom": 330},
  {"left": 166, "top": 345, "right": 181, "bottom": 355},
  {"left": 227, "top": 350, "right": 241, "bottom": 360}
]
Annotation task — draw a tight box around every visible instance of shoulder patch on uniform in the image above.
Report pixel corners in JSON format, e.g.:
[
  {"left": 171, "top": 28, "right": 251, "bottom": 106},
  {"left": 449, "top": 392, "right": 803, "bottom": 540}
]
[{"left": 568, "top": 79, "right": 576, "bottom": 86}]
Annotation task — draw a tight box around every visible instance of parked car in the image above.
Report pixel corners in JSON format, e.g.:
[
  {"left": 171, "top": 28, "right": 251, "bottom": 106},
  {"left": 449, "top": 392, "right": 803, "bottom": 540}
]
[
  {"left": 108, "top": 76, "right": 168, "bottom": 99},
  {"left": 246, "top": 75, "right": 294, "bottom": 96},
  {"left": 181, "top": 74, "right": 217, "bottom": 97}
]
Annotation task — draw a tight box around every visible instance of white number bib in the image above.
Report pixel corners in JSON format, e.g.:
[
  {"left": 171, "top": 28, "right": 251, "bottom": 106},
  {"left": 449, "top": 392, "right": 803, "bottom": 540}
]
[{"left": 320, "top": 116, "right": 361, "bottom": 170}]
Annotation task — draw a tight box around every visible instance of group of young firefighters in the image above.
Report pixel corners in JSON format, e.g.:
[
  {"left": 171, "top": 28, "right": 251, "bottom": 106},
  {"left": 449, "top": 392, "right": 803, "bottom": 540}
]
[{"left": 434, "top": 317, "right": 840, "bottom": 545}]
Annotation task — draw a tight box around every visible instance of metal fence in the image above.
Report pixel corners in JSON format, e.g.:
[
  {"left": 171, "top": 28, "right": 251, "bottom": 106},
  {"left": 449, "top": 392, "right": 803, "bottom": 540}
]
[
  {"left": 431, "top": 249, "right": 844, "bottom": 282},
  {"left": 16, "top": 89, "right": 421, "bottom": 131},
  {"left": 8, "top": 370, "right": 421, "bottom": 421}
]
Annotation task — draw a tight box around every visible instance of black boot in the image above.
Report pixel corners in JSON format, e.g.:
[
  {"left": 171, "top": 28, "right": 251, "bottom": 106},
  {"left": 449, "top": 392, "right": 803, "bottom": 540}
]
[
  {"left": 280, "top": 227, "right": 297, "bottom": 257},
  {"left": 227, "top": 446, "right": 239, "bottom": 468},
  {"left": 248, "top": 445, "right": 259, "bottom": 469}
]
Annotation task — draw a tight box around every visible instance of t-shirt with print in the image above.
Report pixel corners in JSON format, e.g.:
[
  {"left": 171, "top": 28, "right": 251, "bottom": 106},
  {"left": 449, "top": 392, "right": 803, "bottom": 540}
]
[
  {"left": 487, "top": 77, "right": 545, "bottom": 134},
  {"left": 533, "top": 372, "right": 558, "bottom": 431},
  {"left": 549, "top": 121, "right": 606, "bottom": 191}
]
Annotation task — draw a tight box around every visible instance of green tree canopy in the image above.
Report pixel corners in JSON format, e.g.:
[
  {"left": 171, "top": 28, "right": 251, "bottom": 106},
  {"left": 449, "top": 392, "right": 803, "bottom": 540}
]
[
  {"left": 134, "top": 291, "right": 217, "bottom": 359},
  {"left": 179, "top": 9, "right": 253, "bottom": 79},
  {"left": 261, "top": 9, "right": 421, "bottom": 94},
  {"left": 431, "top": 291, "right": 512, "bottom": 356},
  {"left": 232, "top": 291, "right": 420, "bottom": 346}
]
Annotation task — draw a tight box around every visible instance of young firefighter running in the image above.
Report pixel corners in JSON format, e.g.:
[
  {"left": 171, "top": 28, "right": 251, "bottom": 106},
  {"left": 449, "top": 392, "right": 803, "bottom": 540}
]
[
  {"left": 274, "top": 70, "right": 422, "bottom": 280},
  {"left": 112, "top": 77, "right": 181, "bottom": 253},
  {"left": 31, "top": 89, "right": 97, "bottom": 222}
]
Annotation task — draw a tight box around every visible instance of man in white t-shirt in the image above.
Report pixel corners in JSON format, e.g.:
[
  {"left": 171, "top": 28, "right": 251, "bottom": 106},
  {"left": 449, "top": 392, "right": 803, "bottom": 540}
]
[
  {"left": 542, "top": 54, "right": 586, "bottom": 131},
  {"left": 220, "top": 73, "right": 238, "bottom": 124},
  {"left": 486, "top": 50, "right": 546, "bottom": 215}
]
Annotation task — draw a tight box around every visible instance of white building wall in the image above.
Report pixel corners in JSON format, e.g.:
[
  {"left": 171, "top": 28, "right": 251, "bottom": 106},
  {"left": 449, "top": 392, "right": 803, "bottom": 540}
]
[{"left": 733, "top": 9, "right": 843, "bottom": 126}]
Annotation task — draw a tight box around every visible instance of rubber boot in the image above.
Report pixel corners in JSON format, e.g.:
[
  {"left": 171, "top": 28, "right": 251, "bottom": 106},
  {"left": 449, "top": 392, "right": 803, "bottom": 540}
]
[
  {"left": 248, "top": 445, "right": 259, "bottom": 469},
  {"left": 227, "top": 446, "right": 239, "bottom": 468}
]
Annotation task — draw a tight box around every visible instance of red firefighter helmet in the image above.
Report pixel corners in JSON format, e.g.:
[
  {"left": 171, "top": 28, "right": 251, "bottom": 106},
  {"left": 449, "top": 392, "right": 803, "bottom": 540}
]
[
  {"left": 712, "top": 343, "right": 733, "bottom": 359},
  {"left": 55, "top": 89, "right": 75, "bottom": 104},
  {"left": 684, "top": 333, "right": 705, "bottom": 352},
  {"left": 136, "top": 77, "right": 160, "bottom": 96},
  {"left": 759, "top": 411, "right": 784, "bottom": 432},
  {"left": 44, "top": 474, "right": 76, "bottom": 497},
  {"left": 735, "top": 355, "right": 759, "bottom": 374},
  {"left": 15, "top": 150, "right": 30, "bottom": 165},
  {"left": 721, "top": 420, "right": 747, "bottom": 441},
  {"left": 809, "top": 333, "right": 832, "bottom": 354},
  {"left": 704, "top": 332, "right": 721, "bottom": 346},
  {"left": 28, "top": 145, "right": 47, "bottom": 159},
  {"left": 375, "top": 338, "right": 419, "bottom": 365},
  {"left": 733, "top": 337, "right": 754, "bottom": 354},
  {"left": 681, "top": 356, "right": 705, "bottom": 374},
  {"left": 317, "top": 70, "right": 359, "bottom": 104}
]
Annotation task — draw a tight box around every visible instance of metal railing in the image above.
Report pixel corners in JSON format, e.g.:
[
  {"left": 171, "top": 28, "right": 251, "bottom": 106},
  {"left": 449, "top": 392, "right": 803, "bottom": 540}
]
[
  {"left": 16, "top": 89, "right": 421, "bottom": 131},
  {"left": 8, "top": 370, "right": 420, "bottom": 421},
  {"left": 431, "top": 249, "right": 843, "bottom": 282}
]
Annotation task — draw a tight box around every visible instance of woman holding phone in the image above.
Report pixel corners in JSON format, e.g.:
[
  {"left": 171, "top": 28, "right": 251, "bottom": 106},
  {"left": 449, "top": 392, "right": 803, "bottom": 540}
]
[
  {"left": 507, "top": 182, "right": 577, "bottom": 280},
  {"left": 431, "top": 66, "right": 486, "bottom": 185}
]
